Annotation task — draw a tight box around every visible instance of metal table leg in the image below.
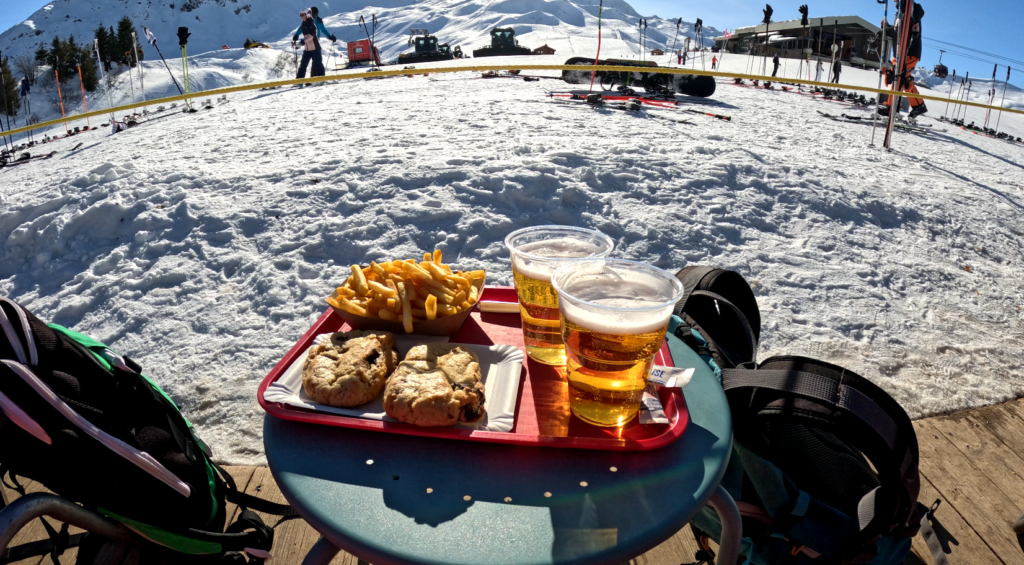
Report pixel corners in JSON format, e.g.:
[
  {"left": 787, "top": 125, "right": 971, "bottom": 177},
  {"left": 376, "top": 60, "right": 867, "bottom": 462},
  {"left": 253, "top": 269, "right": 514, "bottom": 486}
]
[
  {"left": 0, "top": 493, "right": 152, "bottom": 556},
  {"left": 301, "top": 536, "right": 343, "bottom": 565},
  {"left": 708, "top": 485, "right": 742, "bottom": 565}
]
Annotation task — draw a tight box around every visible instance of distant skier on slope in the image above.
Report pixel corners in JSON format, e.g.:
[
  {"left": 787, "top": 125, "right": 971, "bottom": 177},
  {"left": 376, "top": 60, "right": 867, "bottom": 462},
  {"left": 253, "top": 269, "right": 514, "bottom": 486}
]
[
  {"left": 291, "top": 7, "right": 336, "bottom": 79},
  {"left": 832, "top": 58, "right": 841, "bottom": 83},
  {"left": 815, "top": 58, "right": 823, "bottom": 81},
  {"left": 878, "top": 0, "right": 927, "bottom": 118},
  {"left": 712, "top": 55, "right": 718, "bottom": 69},
  {"left": 772, "top": 53, "right": 780, "bottom": 77}
]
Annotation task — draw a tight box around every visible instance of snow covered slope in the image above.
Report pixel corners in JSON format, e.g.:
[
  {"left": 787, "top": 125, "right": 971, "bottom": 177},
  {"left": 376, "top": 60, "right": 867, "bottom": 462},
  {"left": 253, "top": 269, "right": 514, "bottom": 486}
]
[
  {"left": 0, "top": 0, "right": 717, "bottom": 66},
  {"left": 2, "top": 55, "right": 1023, "bottom": 466}
]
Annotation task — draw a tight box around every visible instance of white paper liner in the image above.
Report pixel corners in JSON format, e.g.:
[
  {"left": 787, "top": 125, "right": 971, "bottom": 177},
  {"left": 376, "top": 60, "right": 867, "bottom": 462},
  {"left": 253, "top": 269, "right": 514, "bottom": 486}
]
[{"left": 264, "top": 334, "right": 524, "bottom": 432}]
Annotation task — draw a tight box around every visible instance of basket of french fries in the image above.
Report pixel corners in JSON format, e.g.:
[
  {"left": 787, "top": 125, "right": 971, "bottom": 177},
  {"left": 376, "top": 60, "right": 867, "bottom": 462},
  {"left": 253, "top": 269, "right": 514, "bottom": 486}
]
[{"left": 325, "top": 250, "right": 486, "bottom": 336}]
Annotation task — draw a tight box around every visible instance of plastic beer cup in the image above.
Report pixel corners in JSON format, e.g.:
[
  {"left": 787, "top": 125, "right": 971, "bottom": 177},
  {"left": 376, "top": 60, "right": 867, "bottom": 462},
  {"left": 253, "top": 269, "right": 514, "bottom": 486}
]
[
  {"left": 504, "top": 226, "right": 615, "bottom": 365},
  {"left": 551, "top": 259, "right": 685, "bottom": 427}
]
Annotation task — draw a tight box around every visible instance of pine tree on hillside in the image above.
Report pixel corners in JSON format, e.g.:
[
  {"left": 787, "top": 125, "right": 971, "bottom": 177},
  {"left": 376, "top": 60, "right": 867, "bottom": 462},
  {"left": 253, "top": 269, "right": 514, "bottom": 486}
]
[
  {"left": 93, "top": 24, "right": 112, "bottom": 72},
  {"left": 116, "top": 16, "right": 138, "bottom": 67},
  {"left": 107, "top": 26, "right": 118, "bottom": 68},
  {"left": 78, "top": 48, "right": 99, "bottom": 91},
  {"left": 0, "top": 57, "right": 21, "bottom": 117},
  {"left": 34, "top": 44, "right": 49, "bottom": 67}
]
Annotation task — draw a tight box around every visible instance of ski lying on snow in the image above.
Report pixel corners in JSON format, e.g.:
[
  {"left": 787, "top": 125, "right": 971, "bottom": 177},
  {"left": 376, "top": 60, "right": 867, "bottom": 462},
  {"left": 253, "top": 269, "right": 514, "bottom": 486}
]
[
  {"left": 548, "top": 95, "right": 694, "bottom": 125},
  {"left": 817, "top": 111, "right": 941, "bottom": 133}
]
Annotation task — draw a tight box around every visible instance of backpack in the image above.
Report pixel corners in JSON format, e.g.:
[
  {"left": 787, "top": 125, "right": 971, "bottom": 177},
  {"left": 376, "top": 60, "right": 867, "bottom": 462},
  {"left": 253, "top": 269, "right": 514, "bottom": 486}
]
[
  {"left": 0, "top": 298, "right": 295, "bottom": 563},
  {"left": 669, "top": 267, "right": 947, "bottom": 565}
]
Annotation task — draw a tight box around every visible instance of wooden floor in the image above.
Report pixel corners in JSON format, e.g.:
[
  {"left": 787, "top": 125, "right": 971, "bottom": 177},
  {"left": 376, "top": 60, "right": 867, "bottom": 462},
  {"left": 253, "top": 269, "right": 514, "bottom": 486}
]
[{"left": 4, "top": 398, "right": 1024, "bottom": 565}]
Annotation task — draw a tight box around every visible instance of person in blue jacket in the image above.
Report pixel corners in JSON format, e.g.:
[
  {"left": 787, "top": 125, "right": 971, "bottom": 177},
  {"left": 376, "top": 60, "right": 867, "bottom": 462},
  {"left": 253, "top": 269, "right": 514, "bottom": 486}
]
[{"left": 291, "top": 8, "right": 336, "bottom": 79}]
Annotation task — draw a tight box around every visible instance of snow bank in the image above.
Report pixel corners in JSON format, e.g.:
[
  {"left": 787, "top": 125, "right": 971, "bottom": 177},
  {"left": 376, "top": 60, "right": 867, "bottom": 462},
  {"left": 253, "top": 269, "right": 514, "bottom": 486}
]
[{"left": 2, "top": 54, "right": 1023, "bottom": 466}]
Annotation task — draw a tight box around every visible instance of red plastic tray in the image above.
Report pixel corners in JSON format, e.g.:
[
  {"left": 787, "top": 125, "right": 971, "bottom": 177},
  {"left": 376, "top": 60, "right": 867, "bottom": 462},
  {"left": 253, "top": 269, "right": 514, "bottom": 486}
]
[{"left": 257, "top": 287, "right": 689, "bottom": 451}]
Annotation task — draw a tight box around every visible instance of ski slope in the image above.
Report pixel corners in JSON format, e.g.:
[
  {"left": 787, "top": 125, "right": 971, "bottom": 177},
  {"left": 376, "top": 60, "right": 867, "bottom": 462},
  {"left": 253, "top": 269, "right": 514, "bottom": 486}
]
[
  {"left": 0, "top": 0, "right": 716, "bottom": 71},
  {"left": 2, "top": 51, "right": 1024, "bottom": 466}
]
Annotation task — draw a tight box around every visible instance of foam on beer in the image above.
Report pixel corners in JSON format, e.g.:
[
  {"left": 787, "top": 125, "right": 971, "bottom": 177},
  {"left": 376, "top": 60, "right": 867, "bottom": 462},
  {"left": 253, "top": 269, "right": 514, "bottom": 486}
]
[
  {"left": 511, "top": 238, "right": 605, "bottom": 282},
  {"left": 557, "top": 270, "right": 678, "bottom": 335}
]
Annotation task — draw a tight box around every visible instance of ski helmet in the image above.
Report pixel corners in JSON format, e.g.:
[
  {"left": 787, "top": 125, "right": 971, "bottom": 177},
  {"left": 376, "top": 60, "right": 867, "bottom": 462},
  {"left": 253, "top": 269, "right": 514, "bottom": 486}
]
[{"left": 310, "top": 6, "right": 319, "bottom": 17}]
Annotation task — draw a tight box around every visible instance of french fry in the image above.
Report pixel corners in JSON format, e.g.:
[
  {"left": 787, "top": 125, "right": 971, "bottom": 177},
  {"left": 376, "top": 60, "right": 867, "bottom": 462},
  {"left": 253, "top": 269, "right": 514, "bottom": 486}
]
[
  {"left": 336, "top": 297, "right": 368, "bottom": 316},
  {"left": 350, "top": 265, "right": 370, "bottom": 296},
  {"left": 326, "top": 251, "right": 484, "bottom": 325},
  {"left": 397, "top": 279, "right": 414, "bottom": 333},
  {"left": 335, "top": 286, "right": 357, "bottom": 298},
  {"left": 425, "top": 294, "right": 438, "bottom": 320},
  {"left": 368, "top": 280, "right": 397, "bottom": 298}
]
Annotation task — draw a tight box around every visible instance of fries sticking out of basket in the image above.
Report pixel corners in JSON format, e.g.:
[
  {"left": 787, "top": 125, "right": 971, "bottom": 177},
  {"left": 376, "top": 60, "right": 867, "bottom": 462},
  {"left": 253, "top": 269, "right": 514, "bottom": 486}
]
[{"left": 325, "top": 251, "right": 486, "bottom": 334}]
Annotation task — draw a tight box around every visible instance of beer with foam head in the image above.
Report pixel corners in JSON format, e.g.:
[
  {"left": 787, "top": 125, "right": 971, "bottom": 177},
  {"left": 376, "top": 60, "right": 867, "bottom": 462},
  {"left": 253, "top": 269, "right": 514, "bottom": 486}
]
[
  {"left": 552, "top": 260, "right": 684, "bottom": 427},
  {"left": 505, "top": 227, "right": 614, "bottom": 365}
]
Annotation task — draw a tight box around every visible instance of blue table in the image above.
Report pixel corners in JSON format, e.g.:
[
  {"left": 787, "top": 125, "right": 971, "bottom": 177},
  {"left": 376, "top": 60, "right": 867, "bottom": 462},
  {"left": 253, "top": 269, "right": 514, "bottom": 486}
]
[{"left": 263, "top": 334, "right": 741, "bottom": 565}]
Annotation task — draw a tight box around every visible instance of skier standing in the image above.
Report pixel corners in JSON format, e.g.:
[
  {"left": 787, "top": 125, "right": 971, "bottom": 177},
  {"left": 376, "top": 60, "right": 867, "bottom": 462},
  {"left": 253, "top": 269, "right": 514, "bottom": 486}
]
[
  {"left": 878, "top": 0, "right": 927, "bottom": 118},
  {"left": 711, "top": 56, "right": 717, "bottom": 69},
  {"left": 291, "top": 8, "right": 336, "bottom": 79},
  {"left": 771, "top": 53, "right": 780, "bottom": 77},
  {"left": 677, "top": 51, "right": 682, "bottom": 65},
  {"left": 815, "top": 58, "right": 823, "bottom": 81},
  {"left": 832, "top": 58, "right": 841, "bottom": 83}
]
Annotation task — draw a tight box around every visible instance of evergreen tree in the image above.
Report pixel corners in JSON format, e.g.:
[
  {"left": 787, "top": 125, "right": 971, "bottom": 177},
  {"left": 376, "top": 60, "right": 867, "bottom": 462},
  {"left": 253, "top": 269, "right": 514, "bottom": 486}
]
[
  {"left": 93, "top": 24, "right": 112, "bottom": 71},
  {"left": 78, "top": 48, "right": 99, "bottom": 91},
  {"left": 107, "top": 26, "right": 118, "bottom": 68},
  {"left": 116, "top": 16, "right": 137, "bottom": 67},
  {"left": 34, "top": 44, "right": 49, "bottom": 66},
  {"left": 1, "top": 57, "right": 20, "bottom": 117}
]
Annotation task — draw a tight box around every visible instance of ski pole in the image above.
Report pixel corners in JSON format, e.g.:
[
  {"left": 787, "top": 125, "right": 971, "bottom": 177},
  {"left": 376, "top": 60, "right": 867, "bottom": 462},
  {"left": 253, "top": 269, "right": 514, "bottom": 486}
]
[
  {"left": 883, "top": 0, "right": 913, "bottom": 150},
  {"left": 125, "top": 50, "right": 137, "bottom": 107},
  {"left": 952, "top": 74, "right": 966, "bottom": 121},
  {"left": 588, "top": 0, "right": 604, "bottom": 93},
  {"left": 77, "top": 63, "right": 89, "bottom": 127},
  {"left": 132, "top": 32, "right": 146, "bottom": 116},
  {"left": 870, "top": 0, "right": 888, "bottom": 147},
  {"left": 95, "top": 39, "right": 117, "bottom": 123},
  {"left": 942, "top": 71, "right": 956, "bottom": 119},
  {"left": 668, "top": 18, "right": 681, "bottom": 65},
  {"left": 54, "top": 66, "right": 70, "bottom": 135},
  {"left": 958, "top": 80, "right": 973, "bottom": 122},
  {"left": 994, "top": 67, "right": 1011, "bottom": 132},
  {"left": 683, "top": 108, "right": 731, "bottom": 121},
  {"left": 983, "top": 63, "right": 997, "bottom": 128}
]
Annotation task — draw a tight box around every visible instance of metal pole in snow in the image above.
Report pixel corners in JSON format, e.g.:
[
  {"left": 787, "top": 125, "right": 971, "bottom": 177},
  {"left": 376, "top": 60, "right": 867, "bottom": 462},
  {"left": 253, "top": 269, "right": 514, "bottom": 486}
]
[
  {"left": 94, "top": 39, "right": 116, "bottom": 122},
  {"left": 994, "top": 67, "right": 1011, "bottom": 132},
  {"left": 132, "top": 32, "right": 146, "bottom": 115}
]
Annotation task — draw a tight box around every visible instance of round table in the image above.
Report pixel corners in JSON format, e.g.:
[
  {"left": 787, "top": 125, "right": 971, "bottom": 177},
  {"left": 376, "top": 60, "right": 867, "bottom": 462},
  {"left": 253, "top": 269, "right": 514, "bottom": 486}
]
[{"left": 263, "top": 334, "right": 740, "bottom": 565}]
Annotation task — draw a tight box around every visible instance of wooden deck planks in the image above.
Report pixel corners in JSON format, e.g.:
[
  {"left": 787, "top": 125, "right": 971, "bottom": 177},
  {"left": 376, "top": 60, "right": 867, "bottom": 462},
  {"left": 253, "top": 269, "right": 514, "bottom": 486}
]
[{"left": 6, "top": 399, "right": 1024, "bottom": 564}]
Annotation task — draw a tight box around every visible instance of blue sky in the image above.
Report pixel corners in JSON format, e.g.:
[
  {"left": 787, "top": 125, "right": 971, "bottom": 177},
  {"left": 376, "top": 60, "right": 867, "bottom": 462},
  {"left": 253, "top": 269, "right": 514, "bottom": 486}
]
[{"left": 2, "top": 0, "right": 1021, "bottom": 80}]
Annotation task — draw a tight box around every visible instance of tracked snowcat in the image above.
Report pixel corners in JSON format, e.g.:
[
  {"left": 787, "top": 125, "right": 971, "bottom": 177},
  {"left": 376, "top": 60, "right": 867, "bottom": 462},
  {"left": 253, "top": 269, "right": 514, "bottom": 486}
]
[
  {"left": 561, "top": 57, "right": 717, "bottom": 98},
  {"left": 472, "top": 28, "right": 532, "bottom": 58},
  {"left": 398, "top": 33, "right": 455, "bottom": 64}
]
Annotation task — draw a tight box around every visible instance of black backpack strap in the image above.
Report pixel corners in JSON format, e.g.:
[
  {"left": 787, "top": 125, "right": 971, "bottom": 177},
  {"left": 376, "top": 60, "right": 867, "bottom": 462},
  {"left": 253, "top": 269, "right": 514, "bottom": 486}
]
[
  {"left": 722, "top": 358, "right": 920, "bottom": 542},
  {"left": 225, "top": 489, "right": 300, "bottom": 519},
  {"left": 678, "top": 290, "right": 759, "bottom": 368},
  {"left": 918, "top": 500, "right": 951, "bottom": 565},
  {"left": 673, "top": 266, "right": 717, "bottom": 315}
]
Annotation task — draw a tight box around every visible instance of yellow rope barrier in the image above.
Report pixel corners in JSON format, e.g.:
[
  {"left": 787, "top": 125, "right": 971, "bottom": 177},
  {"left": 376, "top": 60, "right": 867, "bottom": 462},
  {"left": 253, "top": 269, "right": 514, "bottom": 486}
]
[{"left": 4, "top": 63, "right": 1019, "bottom": 139}]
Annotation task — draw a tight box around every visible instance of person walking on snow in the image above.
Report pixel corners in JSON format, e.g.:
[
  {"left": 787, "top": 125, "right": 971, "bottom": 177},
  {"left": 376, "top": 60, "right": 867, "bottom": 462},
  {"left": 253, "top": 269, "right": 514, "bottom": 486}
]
[
  {"left": 878, "top": 0, "right": 927, "bottom": 118},
  {"left": 292, "top": 7, "right": 336, "bottom": 79},
  {"left": 771, "top": 53, "right": 780, "bottom": 77},
  {"left": 815, "top": 58, "right": 823, "bottom": 81},
  {"left": 831, "top": 58, "right": 841, "bottom": 83}
]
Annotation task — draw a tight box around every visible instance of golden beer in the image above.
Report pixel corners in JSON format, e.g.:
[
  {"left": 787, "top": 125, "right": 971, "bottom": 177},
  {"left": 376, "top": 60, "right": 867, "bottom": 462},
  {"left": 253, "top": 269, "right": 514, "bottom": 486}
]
[
  {"left": 505, "top": 227, "right": 614, "bottom": 365},
  {"left": 512, "top": 266, "right": 565, "bottom": 365},
  {"left": 551, "top": 259, "right": 684, "bottom": 427},
  {"left": 562, "top": 318, "right": 669, "bottom": 426}
]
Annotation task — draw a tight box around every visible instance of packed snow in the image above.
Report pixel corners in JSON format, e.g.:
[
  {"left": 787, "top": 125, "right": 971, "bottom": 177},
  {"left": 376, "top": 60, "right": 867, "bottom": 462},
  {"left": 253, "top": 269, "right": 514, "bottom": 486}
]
[{"left": 3, "top": 21, "right": 1024, "bottom": 466}]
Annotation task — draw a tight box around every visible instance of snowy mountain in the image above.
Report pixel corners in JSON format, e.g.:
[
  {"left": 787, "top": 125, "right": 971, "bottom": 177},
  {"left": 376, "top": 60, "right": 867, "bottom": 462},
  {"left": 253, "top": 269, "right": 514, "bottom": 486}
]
[{"left": 0, "top": 0, "right": 718, "bottom": 64}]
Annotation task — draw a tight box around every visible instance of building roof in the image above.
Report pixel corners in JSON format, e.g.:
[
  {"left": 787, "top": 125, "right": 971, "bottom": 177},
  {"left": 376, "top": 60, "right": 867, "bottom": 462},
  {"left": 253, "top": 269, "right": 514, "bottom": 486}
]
[{"left": 716, "top": 15, "right": 879, "bottom": 40}]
